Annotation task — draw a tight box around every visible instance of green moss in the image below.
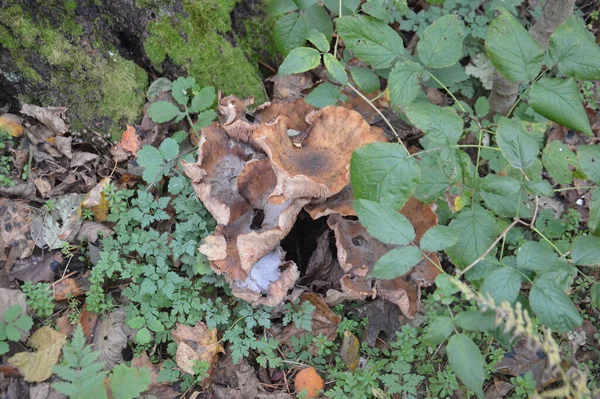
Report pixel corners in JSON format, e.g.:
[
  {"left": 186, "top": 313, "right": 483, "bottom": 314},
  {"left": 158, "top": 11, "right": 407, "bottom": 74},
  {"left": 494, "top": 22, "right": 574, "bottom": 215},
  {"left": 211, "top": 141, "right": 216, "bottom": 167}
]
[
  {"left": 234, "top": 0, "right": 277, "bottom": 66},
  {"left": 143, "top": 0, "right": 266, "bottom": 101},
  {"left": 0, "top": 4, "right": 148, "bottom": 137}
]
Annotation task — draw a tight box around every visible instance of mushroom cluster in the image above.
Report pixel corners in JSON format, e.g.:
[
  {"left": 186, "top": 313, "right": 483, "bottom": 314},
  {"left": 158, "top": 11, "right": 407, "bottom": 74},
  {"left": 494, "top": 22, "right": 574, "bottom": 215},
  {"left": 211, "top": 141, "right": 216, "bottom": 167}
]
[{"left": 183, "top": 95, "right": 440, "bottom": 316}]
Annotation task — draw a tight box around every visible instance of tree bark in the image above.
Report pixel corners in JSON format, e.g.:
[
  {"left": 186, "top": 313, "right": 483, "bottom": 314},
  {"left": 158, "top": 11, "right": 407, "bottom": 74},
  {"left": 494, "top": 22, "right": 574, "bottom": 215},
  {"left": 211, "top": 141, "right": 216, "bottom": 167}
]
[{"left": 488, "top": 0, "right": 576, "bottom": 116}]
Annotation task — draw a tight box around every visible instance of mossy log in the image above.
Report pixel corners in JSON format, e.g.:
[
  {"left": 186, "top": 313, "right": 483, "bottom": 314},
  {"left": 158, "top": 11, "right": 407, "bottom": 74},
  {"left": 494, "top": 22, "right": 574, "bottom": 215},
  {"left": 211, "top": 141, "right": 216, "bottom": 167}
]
[{"left": 0, "top": 0, "right": 273, "bottom": 137}]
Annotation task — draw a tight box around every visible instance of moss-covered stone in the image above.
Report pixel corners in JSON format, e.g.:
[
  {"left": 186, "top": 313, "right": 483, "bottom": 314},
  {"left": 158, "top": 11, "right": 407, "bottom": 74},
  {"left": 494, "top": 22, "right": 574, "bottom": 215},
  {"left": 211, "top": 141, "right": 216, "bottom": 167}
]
[
  {"left": 143, "top": 0, "right": 267, "bottom": 102},
  {"left": 0, "top": 2, "right": 147, "bottom": 137}
]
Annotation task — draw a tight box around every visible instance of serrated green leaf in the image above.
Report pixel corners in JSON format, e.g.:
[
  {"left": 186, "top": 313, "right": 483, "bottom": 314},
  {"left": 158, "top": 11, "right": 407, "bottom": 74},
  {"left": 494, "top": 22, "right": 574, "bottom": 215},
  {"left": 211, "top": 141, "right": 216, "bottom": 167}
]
[
  {"left": 447, "top": 334, "right": 485, "bottom": 397},
  {"left": 323, "top": 53, "right": 348, "bottom": 84},
  {"left": 279, "top": 47, "right": 321, "bottom": 75},
  {"left": 496, "top": 117, "right": 539, "bottom": 169},
  {"left": 159, "top": 138, "right": 179, "bottom": 161},
  {"left": 350, "top": 67, "right": 380, "bottom": 93},
  {"left": 146, "top": 102, "right": 183, "bottom": 124},
  {"left": 474, "top": 97, "right": 490, "bottom": 118},
  {"left": 305, "top": 82, "right": 345, "bottom": 107},
  {"left": 571, "top": 235, "right": 600, "bottom": 266},
  {"left": 371, "top": 246, "right": 422, "bottom": 280},
  {"left": 388, "top": 60, "right": 423, "bottom": 106},
  {"left": 323, "top": 0, "right": 360, "bottom": 15},
  {"left": 417, "top": 14, "right": 464, "bottom": 69},
  {"left": 14, "top": 315, "right": 33, "bottom": 332},
  {"left": 589, "top": 188, "right": 600, "bottom": 234},
  {"left": 0, "top": 341, "right": 9, "bottom": 355},
  {"left": 516, "top": 240, "right": 558, "bottom": 271},
  {"left": 4, "top": 305, "right": 21, "bottom": 323},
  {"left": 6, "top": 324, "right": 20, "bottom": 341},
  {"left": 350, "top": 143, "right": 419, "bottom": 209},
  {"left": 274, "top": 5, "right": 333, "bottom": 55},
  {"left": 354, "top": 199, "right": 415, "bottom": 246},
  {"left": 530, "top": 279, "right": 582, "bottom": 332},
  {"left": 270, "top": 0, "right": 297, "bottom": 15},
  {"left": 336, "top": 16, "right": 404, "bottom": 69},
  {"left": 530, "top": 77, "right": 592, "bottom": 136},
  {"left": 109, "top": 364, "right": 151, "bottom": 399},
  {"left": 456, "top": 310, "right": 496, "bottom": 332},
  {"left": 480, "top": 175, "right": 532, "bottom": 218},
  {"left": 171, "top": 77, "right": 195, "bottom": 106},
  {"left": 194, "top": 109, "right": 217, "bottom": 130},
  {"left": 168, "top": 176, "right": 186, "bottom": 195},
  {"left": 446, "top": 206, "right": 497, "bottom": 269},
  {"left": 135, "top": 328, "right": 151, "bottom": 344},
  {"left": 536, "top": 260, "right": 577, "bottom": 292},
  {"left": 414, "top": 161, "right": 450, "bottom": 202},
  {"left": 306, "top": 29, "right": 329, "bottom": 52},
  {"left": 524, "top": 179, "right": 554, "bottom": 197},
  {"left": 542, "top": 141, "right": 577, "bottom": 185},
  {"left": 422, "top": 316, "right": 454, "bottom": 346},
  {"left": 485, "top": 8, "right": 543, "bottom": 82},
  {"left": 577, "top": 145, "right": 600, "bottom": 184},
  {"left": 404, "top": 104, "right": 463, "bottom": 146},
  {"left": 549, "top": 16, "right": 600, "bottom": 80},
  {"left": 591, "top": 283, "right": 600, "bottom": 310},
  {"left": 420, "top": 226, "right": 459, "bottom": 252},
  {"left": 293, "top": 0, "right": 317, "bottom": 8},
  {"left": 482, "top": 266, "right": 521, "bottom": 305},
  {"left": 361, "top": 0, "right": 388, "bottom": 21},
  {"left": 127, "top": 316, "right": 146, "bottom": 330},
  {"left": 189, "top": 86, "right": 216, "bottom": 113}
]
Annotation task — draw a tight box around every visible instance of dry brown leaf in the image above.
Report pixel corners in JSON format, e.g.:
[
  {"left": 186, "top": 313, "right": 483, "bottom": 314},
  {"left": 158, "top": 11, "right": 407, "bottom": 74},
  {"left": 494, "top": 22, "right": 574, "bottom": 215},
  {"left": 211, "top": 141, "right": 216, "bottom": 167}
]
[
  {"left": 54, "top": 136, "right": 73, "bottom": 159},
  {"left": 70, "top": 152, "right": 98, "bottom": 168},
  {"left": 34, "top": 178, "right": 52, "bottom": 197},
  {"left": 121, "top": 124, "right": 141, "bottom": 156},
  {"left": 131, "top": 352, "right": 180, "bottom": 398},
  {"left": 0, "top": 288, "right": 28, "bottom": 322},
  {"left": 75, "top": 221, "right": 114, "bottom": 243},
  {"left": 0, "top": 114, "right": 24, "bottom": 137},
  {"left": 9, "top": 251, "right": 61, "bottom": 283},
  {"left": 171, "top": 321, "right": 224, "bottom": 386},
  {"left": 0, "top": 199, "right": 34, "bottom": 269},
  {"left": 8, "top": 326, "right": 67, "bottom": 382},
  {"left": 78, "top": 305, "right": 99, "bottom": 339},
  {"left": 340, "top": 331, "right": 360, "bottom": 371},
  {"left": 20, "top": 104, "right": 69, "bottom": 134},
  {"left": 92, "top": 308, "right": 130, "bottom": 368},
  {"left": 294, "top": 367, "right": 324, "bottom": 398},
  {"left": 53, "top": 277, "right": 85, "bottom": 301},
  {"left": 55, "top": 314, "right": 73, "bottom": 336}
]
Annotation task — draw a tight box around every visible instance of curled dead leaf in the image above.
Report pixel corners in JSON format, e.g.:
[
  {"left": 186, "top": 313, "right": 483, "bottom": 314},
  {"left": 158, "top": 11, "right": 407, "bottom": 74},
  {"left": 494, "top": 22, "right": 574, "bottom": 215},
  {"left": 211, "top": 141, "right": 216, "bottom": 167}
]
[
  {"left": 121, "top": 124, "right": 141, "bottom": 156},
  {"left": 20, "top": 104, "right": 69, "bottom": 134}
]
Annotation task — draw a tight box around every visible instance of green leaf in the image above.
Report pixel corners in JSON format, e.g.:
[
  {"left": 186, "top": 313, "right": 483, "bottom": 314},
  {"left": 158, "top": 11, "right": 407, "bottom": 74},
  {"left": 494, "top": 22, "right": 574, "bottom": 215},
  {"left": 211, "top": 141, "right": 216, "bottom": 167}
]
[
  {"left": 306, "top": 29, "right": 329, "bottom": 52},
  {"left": 446, "top": 334, "right": 485, "bottom": 397},
  {"left": 417, "top": 15, "right": 465, "bottom": 69},
  {"left": 146, "top": 77, "right": 171, "bottom": 101},
  {"left": 422, "top": 316, "right": 454, "bottom": 346},
  {"left": 335, "top": 16, "right": 404, "bottom": 69},
  {"left": 305, "top": 82, "right": 345, "bottom": 107},
  {"left": 135, "top": 328, "right": 151, "bottom": 344},
  {"left": 137, "top": 145, "right": 164, "bottom": 184},
  {"left": 278, "top": 47, "right": 321, "bottom": 75},
  {"left": 571, "top": 235, "right": 600, "bottom": 266},
  {"left": 0, "top": 341, "right": 9, "bottom": 355},
  {"left": 4, "top": 305, "right": 21, "bottom": 323},
  {"left": 270, "top": 0, "right": 297, "bottom": 15},
  {"left": 350, "top": 67, "right": 380, "bottom": 93},
  {"left": 323, "top": 53, "right": 348, "bottom": 84},
  {"left": 293, "top": 0, "right": 317, "bottom": 9},
  {"left": 350, "top": 143, "right": 420, "bottom": 209},
  {"left": 159, "top": 138, "right": 179, "bottom": 161},
  {"left": 589, "top": 188, "right": 600, "bottom": 234},
  {"left": 388, "top": 60, "right": 423, "bottom": 106},
  {"left": 577, "top": 145, "right": 600, "bottom": 184},
  {"left": 530, "top": 279, "right": 582, "bottom": 332},
  {"left": 361, "top": 0, "right": 388, "bottom": 21},
  {"left": 446, "top": 206, "right": 497, "bottom": 269},
  {"left": 482, "top": 266, "right": 521, "bottom": 305},
  {"left": 168, "top": 176, "right": 186, "bottom": 195},
  {"left": 354, "top": 199, "right": 415, "bottom": 246},
  {"left": 109, "top": 364, "right": 151, "bottom": 399},
  {"left": 517, "top": 240, "right": 558, "bottom": 271},
  {"left": 404, "top": 104, "right": 463, "bottom": 146},
  {"left": 323, "top": 0, "right": 360, "bottom": 15},
  {"left": 549, "top": 16, "right": 600, "bottom": 80},
  {"left": 189, "top": 86, "right": 216, "bottom": 113},
  {"left": 127, "top": 316, "right": 146, "bottom": 330},
  {"left": 6, "top": 324, "right": 20, "bottom": 341},
  {"left": 171, "top": 76, "right": 195, "bottom": 106},
  {"left": 146, "top": 102, "right": 183, "bottom": 124},
  {"left": 485, "top": 8, "right": 543, "bottom": 82},
  {"left": 591, "top": 283, "right": 600, "bottom": 310},
  {"left": 542, "top": 141, "right": 578, "bottom": 185},
  {"left": 420, "top": 226, "right": 459, "bottom": 252},
  {"left": 536, "top": 260, "right": 577, "bottom": 292},
  {"left": 524, "top": 179, "right": 554, "bottom": 197},
  {"left": 274, "top": 13, "right": 307, "bottom": 54},
  {"left": 371, "top": 245, "right": 421, "bottom": 280},
  {"left": 496, "top": 117, "right": 539, "bottom": 169},
  {"left": 529, "top": 78, "right": 592, "bottom": 136},
  {"left": 456, "top": 310, "right": 496, "bottom": 332},
  {"left": 14, "top": 315, "right": 33, "bottom": 332},
  {"left": 194, "top": 110, "right": 217, "bottom": 130},
  {"left": 480, "top": 175, "right": 532, "bottom": 218}
]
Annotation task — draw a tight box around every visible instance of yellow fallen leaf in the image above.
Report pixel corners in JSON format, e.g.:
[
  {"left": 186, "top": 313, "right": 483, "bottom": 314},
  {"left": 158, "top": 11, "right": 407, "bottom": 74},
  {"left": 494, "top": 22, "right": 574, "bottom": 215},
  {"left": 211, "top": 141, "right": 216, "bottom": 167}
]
[
  {"left": 81, "top": 177, "right": 111, "bottom": 222},
  {"left": 0, "top": 114, "right": 24, "bottom": 137},
  {"left": 8, "top": 326, "right": 66, "bottom": 382},
  {"left": 340, "top": 330, "right": 360, "bottom": 371}
]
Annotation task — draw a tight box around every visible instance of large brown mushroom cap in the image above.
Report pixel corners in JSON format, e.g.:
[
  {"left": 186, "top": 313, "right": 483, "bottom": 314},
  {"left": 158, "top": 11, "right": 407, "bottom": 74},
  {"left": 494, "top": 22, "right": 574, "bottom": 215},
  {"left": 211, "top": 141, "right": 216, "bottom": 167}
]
[
  {"left": 181, "top": 124, "right": 262, "bottom": 226},
  {"left": 252, "top": 106, "right": 387, "bottom": 203}
]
